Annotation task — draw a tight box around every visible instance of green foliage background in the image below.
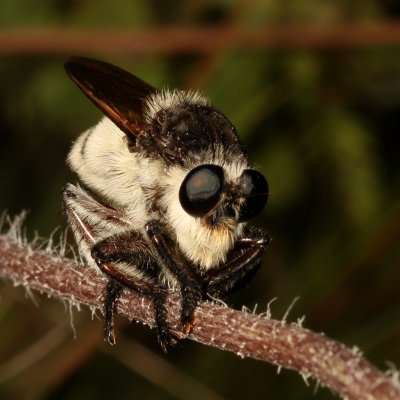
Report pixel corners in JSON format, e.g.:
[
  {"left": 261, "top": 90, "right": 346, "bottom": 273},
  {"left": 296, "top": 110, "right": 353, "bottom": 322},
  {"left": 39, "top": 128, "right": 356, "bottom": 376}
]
[{"left": 0, "top": 1, "right": 399, "bottom": 399}]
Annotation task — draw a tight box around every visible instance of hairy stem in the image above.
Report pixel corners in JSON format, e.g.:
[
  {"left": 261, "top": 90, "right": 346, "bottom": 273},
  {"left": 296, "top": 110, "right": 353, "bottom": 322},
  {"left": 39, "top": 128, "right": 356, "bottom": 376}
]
[{"left": 0, "top": 233, "right": 398, "bottom": 400}]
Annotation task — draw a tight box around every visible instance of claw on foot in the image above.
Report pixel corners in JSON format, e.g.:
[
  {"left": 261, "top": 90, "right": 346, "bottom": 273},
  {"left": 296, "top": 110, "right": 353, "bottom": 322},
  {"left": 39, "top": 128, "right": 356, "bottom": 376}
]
[
  {"left": 106, "top": 330, "right": 116, "bottom": 345},
  {"left": 183, "top": 322, "right": 193, "bottom": 334},
  {"left": 171, "top": 329, "right": 184, "bottom": 341},
  {"left": 159, "top": 328, "right": 184, "bottom": 353},
  {"left": 183, "top": 316, "right": 196, "bottom": 334}
]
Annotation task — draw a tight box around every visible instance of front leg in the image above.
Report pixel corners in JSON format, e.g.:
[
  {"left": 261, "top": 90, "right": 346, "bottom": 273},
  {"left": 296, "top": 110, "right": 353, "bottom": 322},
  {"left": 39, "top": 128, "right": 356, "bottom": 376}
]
[
  {"left": 204, "top": 228, "right": 271, "bottom": 299},
  {"left": 145, "top": 220, "right": 202, "bottom": 334}
]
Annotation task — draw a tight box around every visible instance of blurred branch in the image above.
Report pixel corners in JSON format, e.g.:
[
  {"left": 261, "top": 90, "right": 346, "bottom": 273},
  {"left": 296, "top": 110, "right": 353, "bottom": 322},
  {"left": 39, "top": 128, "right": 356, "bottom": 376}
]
[
  {"left": 2, "top": 23, "right": 400, "bottom": 56},
  {"left": 0, "top": 234, "right": 399, "bottom": 400}
]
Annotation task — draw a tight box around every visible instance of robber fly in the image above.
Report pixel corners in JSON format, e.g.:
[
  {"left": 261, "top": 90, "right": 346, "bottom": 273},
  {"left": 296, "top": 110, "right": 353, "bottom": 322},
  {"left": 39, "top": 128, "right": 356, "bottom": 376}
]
[{"left": 63, "top": 57, "right": 270, "bottom": 350}]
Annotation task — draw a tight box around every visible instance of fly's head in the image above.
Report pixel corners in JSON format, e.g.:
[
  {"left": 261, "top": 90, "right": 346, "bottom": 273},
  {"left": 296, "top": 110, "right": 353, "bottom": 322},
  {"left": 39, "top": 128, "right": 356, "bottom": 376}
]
[{"left": 179, "top": 163, "right": 268, "bottom": 230}]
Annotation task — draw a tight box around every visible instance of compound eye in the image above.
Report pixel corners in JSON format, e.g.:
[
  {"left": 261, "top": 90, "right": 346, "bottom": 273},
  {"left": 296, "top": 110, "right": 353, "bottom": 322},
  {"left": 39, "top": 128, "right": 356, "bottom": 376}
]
[
  {"left": 179, "top": 164, "right": 224, "bottom": 217},
  {"left": 238, "top": 169, "right": 268, "bottom": 222}
]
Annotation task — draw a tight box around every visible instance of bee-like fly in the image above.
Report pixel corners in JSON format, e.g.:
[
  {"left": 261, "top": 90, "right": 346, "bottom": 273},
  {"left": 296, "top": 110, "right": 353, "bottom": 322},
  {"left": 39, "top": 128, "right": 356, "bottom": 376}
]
[{"left": 63, "top": 57, "right": 270, "bottom": 350}]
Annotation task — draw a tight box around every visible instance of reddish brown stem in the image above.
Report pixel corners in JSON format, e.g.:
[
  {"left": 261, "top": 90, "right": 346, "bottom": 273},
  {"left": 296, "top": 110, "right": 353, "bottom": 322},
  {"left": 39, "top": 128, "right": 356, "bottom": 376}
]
[
  {"left": 0, "top": 234, "right": 398, "bottom": 400},
  {"left": 2, "top": 23, "right": 400, "bottom": 56}
]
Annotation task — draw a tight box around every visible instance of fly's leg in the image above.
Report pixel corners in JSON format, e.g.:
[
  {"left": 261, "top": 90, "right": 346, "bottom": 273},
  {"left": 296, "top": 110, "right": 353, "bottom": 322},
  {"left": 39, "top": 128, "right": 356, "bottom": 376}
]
[
  {"left": 204, "top": 228, "right": 271, "bottom": 299},
  {"left": 62, "top": 183, "right": 181, "bottom": 349},
  {"left": 145, "top": 220, "right": 202, "bottom": 335}
]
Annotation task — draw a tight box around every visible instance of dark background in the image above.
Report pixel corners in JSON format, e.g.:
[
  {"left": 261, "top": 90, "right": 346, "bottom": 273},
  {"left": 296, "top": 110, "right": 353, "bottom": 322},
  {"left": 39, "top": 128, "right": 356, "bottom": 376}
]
[{"left": 0, "top": 1, "right": 399, "bottom": 399}]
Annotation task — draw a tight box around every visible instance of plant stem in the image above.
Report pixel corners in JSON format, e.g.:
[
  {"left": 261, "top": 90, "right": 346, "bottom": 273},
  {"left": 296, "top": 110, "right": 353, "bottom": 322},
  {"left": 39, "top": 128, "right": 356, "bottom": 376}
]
[{"left": 0, "top": 234, "right": 398, "bottom": 400}]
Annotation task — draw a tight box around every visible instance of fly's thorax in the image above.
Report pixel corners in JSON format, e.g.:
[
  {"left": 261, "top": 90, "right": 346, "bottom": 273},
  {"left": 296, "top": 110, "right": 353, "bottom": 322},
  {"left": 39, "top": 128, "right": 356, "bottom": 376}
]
[{"left": 140, "top": 90, "right": 247, "bottom": 169}]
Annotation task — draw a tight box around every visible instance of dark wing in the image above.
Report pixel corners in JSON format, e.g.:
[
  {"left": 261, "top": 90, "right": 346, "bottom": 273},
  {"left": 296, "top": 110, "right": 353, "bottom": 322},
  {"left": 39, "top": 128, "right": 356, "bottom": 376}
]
[{"left": 64, "top": 57, "right": 157, "bottom": 140}]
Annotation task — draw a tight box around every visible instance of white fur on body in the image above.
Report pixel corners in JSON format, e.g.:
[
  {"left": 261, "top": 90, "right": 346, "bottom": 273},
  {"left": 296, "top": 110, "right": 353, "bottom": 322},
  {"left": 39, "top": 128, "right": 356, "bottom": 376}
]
[
  {"left": 63, "top": 183, "right": 154, "bottom": 285},
  {"left": 67, "top": 91, "right": 249, "bottom": 271}
]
